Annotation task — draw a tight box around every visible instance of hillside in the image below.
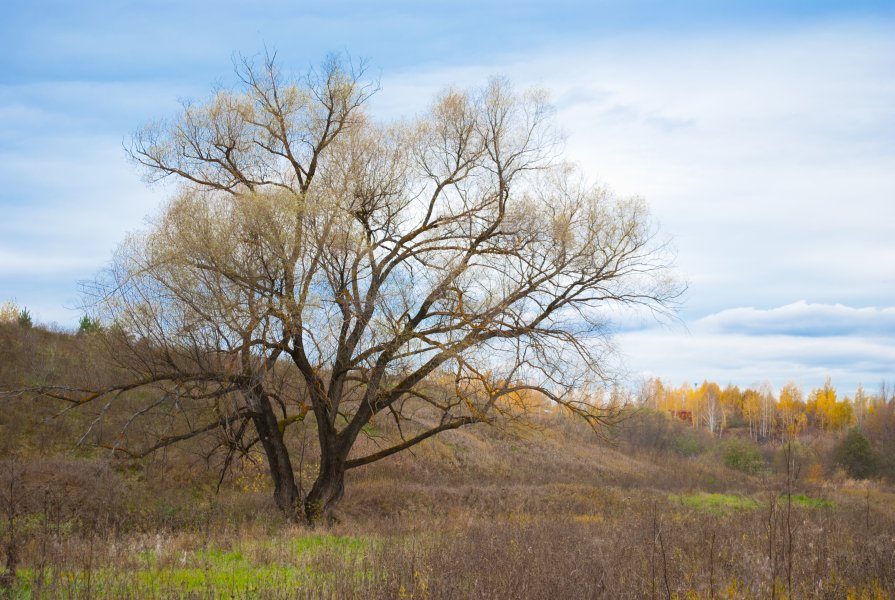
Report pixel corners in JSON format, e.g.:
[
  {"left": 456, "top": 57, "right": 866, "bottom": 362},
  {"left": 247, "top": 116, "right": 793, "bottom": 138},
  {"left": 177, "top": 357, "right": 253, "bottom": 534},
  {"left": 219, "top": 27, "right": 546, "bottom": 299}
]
[{"left": 1, "top": 323, "right": 894, "bottom": 598}]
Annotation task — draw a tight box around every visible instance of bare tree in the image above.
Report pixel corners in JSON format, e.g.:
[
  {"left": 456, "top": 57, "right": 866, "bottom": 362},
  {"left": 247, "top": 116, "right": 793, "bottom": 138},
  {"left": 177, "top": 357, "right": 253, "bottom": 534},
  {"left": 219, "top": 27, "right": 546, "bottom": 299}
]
[{"left": 49, "top": 53, "right": 680, "bottom": 524}]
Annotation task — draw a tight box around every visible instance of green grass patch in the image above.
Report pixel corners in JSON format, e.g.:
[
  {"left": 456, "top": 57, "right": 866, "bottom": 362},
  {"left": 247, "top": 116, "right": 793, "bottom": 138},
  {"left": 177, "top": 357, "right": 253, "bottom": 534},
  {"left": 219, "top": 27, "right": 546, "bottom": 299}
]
[
  {"left": 134, "top": 562, "right": 311, "bottom": 595},
  {"left": 670, "top": 493, "right": 761, "bottom": 514},
  {"left": 12, "top": 564, "right": 313, "bottom": 597},
  {"left": 10, "top": 534, "right": 378, "bottom": 597},
  {"left": 781, "top": 494, "right": 834, "bottom": 509},
  {"left": 669, "top": 492, "right": 835, "bottom": 515},
  {"left": 292, "top": 533, "right": 371, "bottom": 556}
]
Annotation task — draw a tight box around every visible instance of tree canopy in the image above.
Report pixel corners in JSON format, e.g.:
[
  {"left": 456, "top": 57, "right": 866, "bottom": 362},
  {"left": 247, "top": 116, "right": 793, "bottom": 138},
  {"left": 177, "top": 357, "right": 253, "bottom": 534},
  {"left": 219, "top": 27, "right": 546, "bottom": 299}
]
[{"left": 65, "top": 53, "right": 680, "bottom": 524}]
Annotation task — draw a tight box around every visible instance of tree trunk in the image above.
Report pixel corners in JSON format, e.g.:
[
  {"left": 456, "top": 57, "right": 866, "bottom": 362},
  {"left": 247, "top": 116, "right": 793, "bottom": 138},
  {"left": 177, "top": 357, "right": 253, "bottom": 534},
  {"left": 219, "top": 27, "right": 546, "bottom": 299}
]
[
  {"left": 303, "top": 452, "right": 346, "bottom": 526},
  {"left": 0, "top": 535, "right": 17, "bottom": 589},
  {"left": 250, "top": 406, "right": 300, "bottom": 521}
]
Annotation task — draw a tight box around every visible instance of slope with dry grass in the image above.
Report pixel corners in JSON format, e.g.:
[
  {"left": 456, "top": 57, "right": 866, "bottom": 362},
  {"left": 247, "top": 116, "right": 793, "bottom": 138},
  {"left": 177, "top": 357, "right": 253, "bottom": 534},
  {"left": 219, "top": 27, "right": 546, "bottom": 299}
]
[{"left": 1, "top": 323, "right": 894, "bottom": 598}]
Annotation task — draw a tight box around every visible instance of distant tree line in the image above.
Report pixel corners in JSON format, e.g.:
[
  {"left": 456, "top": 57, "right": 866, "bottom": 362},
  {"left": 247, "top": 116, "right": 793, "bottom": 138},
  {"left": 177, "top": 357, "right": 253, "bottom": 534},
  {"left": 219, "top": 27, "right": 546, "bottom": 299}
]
[
  {"left": 634, "top": 376, "right": 895, "bottom": 479},
  {"left": 637, "top": 377, "right": 891, "bottom": 439}
]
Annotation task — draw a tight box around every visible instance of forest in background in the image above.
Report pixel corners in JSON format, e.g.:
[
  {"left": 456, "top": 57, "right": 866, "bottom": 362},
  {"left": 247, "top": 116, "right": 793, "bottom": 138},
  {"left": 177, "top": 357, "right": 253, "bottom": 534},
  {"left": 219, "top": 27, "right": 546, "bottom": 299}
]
[
  {"left": 628, "top": 376, "right": 895, "bottom": 482},
  {"left": 637, "top": 376, "right": 890, "bottom": 440}
]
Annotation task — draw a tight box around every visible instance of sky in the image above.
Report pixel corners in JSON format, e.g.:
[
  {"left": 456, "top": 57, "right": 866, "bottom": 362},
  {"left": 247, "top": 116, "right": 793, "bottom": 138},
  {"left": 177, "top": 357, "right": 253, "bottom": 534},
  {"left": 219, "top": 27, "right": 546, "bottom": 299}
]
[{"left": 1, "top": 0, "right": 893, "bottom": 395}]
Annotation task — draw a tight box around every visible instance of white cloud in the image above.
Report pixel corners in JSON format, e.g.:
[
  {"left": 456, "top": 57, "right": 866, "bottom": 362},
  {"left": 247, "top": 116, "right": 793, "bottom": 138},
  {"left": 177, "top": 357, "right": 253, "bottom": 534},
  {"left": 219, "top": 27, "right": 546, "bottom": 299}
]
[
  {"left": 698, "top": 301, "right": 895, "bottom": 337},
  {"left": 618, "top": 302, "right": 895, "bottom": 393},
  {"left": 0, "top": 248, "right": 101, "bottom": 275},
  {"left": 376, "top": 21, "right": 895, "bottom": 318}
]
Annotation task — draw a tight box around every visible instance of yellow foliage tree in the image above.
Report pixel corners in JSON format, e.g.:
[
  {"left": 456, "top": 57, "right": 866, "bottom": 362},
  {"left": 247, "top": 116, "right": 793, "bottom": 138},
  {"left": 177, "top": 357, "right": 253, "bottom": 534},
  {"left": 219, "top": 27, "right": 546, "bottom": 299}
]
[
  {"left": 0, "top": 300, "right": 21, "bottom": 323},
  {"left": 807, "top": 378, "right": 853, "bottom": 431},
  {"left": 742, "top": 389, "right": 762, "bottom": 439},
  {"left": 777, "top": 381, "right": 806, "bottom": 437},
  {"left": 719, "top": 384, "right": 743, "bottom": 421}
]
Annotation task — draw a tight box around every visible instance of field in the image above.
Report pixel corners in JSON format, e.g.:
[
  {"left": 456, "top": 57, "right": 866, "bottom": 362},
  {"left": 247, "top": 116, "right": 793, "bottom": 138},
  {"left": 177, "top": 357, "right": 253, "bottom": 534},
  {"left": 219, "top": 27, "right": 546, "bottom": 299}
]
[{"left": 1, "top": 325, "right": 894, "bottom": 598}]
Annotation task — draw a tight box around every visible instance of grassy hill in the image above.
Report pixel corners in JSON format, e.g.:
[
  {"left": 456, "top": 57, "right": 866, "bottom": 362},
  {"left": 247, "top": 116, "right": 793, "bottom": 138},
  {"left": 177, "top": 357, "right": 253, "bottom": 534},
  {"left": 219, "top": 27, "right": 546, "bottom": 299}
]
[{"left": 1, "top": 323, "right": 894, "bottom": 598}]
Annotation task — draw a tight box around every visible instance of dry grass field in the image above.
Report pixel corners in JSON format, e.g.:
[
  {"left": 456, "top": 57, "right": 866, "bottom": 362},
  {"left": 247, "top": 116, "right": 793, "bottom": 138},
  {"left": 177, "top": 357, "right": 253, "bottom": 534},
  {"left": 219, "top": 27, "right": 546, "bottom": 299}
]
[{"left": 1, "top": 324, "right": 894, "bottom": 598}]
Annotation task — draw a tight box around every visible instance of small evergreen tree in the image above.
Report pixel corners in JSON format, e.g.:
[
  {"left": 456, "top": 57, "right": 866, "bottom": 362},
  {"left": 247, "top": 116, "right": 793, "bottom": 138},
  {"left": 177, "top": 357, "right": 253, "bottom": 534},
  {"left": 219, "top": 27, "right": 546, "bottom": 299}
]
[
  {"left": 17, "top": 308, "right": 32, "bottom": 328},
  {"left": 78, "top": 315, "right": 101, "bottom": 334},
  {"left": 834, "top": 428, "right": 878, "bottom": 479}
]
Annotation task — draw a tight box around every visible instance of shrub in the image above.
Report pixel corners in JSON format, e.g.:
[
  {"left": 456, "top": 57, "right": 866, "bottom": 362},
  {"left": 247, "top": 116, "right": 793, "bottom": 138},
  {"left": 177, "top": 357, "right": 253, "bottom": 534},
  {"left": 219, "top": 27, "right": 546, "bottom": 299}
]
[
  {"left": 833, "top": 428, "right": 878, "bottom": 479},
  {"left": 672, "top": 434, "right": 705, "bottom": 457},
  {"left": 619, "top": 409, "right": 709, "bottom": 457},
  {"left": 617, "top": 409, "right": 675, "bottom": 453},
  {"left": 771, "top": 440, "right": 816, "bottom": 479},
  {"left": 722, "top": 438, "right": 764, "bottom": 475}
]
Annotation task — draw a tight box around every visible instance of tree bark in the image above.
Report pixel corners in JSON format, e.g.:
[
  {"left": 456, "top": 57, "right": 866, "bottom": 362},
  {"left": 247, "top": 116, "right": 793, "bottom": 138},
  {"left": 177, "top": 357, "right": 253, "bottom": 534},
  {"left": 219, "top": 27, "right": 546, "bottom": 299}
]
[
  {"left": 303, "top": 445, "right": 346, "bottom": 526},
  {"left": 250, "top": 401, "right": 300, "bottom": 521},
  {"left": 0, "top": 528, "right": 18, "bottom": 590}
]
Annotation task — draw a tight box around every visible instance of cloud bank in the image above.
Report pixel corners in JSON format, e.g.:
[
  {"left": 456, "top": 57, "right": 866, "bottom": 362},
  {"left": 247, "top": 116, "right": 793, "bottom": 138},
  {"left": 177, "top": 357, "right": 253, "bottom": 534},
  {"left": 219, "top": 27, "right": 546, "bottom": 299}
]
[
  {"left": 699, "top": 301, "right": 895, "bottom": 337},
  {"left": 619, "top": 302, "right": 895, "bottom": 393}
]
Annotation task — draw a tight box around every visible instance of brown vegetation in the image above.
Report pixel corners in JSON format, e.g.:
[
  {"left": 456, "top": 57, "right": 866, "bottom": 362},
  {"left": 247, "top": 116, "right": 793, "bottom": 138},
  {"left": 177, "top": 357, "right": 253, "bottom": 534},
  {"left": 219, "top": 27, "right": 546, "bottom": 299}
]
[{"left": 2, "top": 322, "right": 895, "bottom": 597}]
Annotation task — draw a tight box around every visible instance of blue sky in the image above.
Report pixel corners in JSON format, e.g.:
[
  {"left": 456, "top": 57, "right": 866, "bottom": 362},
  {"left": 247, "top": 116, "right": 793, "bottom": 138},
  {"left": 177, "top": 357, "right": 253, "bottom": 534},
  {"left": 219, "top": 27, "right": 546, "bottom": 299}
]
[{"left": 2, "top": 1, "right": 893, "bottom": 395}]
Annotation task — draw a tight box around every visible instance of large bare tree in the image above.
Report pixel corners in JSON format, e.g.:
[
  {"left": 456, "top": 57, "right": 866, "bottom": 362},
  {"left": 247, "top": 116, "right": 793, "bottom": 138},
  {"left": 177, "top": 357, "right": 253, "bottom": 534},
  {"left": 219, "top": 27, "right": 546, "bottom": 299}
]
[{"left": 57, "top": 54, "right": 680, "bottom": 524}]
